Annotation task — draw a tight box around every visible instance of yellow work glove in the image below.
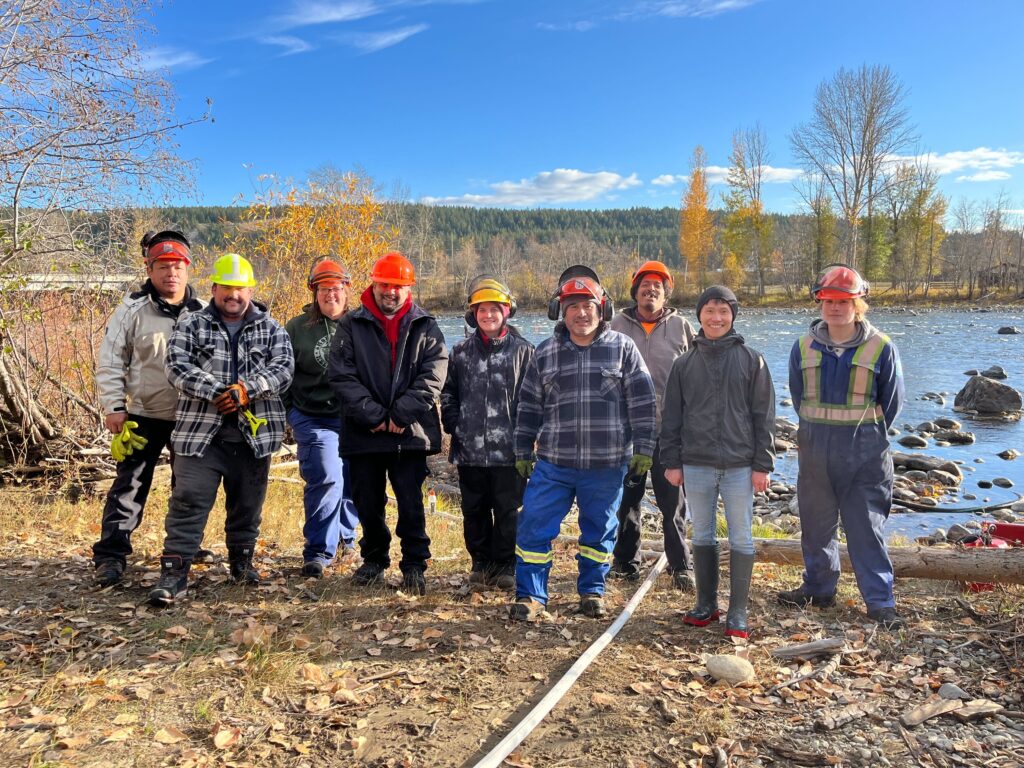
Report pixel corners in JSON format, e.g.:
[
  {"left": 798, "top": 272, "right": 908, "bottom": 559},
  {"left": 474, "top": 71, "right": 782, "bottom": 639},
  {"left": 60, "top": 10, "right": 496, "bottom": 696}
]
[
  {"left": 515, "top": 459, "right": 534, "bottom": 479},
  {"left": 627, "top": 453, "right": 653, "bottom": 477},
  {"left": 110, "top": 420, "right": 148, "bottom": 462}
]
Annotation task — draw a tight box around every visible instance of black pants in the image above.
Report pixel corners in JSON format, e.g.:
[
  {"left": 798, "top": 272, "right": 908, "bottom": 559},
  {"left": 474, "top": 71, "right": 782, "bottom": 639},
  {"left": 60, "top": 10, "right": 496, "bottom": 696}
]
[
  {"left": 162, "top": 437, "right": 270, "bottom": 559},
  {"left": 347, "top": 452, "right": 431, "bottom": 574},
  {"left": 92, "top": 415, "right": 175, "bottom": 565},
  {"left": 457, "top": 465, "right": 523, "bottom": 575},
  {"left": 612, "top": 441, "right": 692, "bottom": 573}
]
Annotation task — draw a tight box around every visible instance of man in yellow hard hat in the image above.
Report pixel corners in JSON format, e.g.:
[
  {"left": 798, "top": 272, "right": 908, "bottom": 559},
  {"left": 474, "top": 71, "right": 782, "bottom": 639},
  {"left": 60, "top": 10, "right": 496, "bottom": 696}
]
[{"left": 150, "top": 253, "right": 294, "bottom": 607}]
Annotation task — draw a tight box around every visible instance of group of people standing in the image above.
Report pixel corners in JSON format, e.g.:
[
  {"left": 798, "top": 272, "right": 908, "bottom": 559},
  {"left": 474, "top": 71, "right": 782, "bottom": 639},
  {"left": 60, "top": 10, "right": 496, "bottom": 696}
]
[{"left": 93, "top": 230, "right": 907, "bottom": 632}]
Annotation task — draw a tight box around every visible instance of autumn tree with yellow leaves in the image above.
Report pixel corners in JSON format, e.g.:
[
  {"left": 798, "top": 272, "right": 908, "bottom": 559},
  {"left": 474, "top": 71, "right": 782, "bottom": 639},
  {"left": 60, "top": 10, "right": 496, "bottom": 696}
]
[
  {"left": 230, "top": 167, "right": 398, "bottom": 320},
  {"left": 679, "top": 146, "right": 717, "bottom": 290}
]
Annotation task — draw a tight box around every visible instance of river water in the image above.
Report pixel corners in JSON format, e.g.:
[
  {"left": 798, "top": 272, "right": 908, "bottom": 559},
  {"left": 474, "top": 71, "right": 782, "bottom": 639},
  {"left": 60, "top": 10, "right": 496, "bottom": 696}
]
[{"left": 435, "top": 307, "right": 1024, "bottom": 541}]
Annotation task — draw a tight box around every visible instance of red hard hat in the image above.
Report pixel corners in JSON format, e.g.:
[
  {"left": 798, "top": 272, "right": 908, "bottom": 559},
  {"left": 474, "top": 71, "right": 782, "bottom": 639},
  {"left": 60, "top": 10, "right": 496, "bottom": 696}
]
[
  {"left": 370, "top": 252, "right": 415, "bottom": 286},
  {"left": 631, "top": 260, "right": 674, "bottom": 298},
  {"left": 145, "top": 230, "right": 191, "bottom": 265},
  {"left": 308, "top": 258, "right": 351, "bottom": 290},
  {"left": 812, "top": 264, "right": 868, "bottom": 300}
]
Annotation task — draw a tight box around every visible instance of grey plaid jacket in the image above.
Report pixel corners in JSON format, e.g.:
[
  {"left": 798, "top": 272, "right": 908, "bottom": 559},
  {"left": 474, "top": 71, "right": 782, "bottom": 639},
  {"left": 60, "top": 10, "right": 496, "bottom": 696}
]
[
  {"left": 514, "top": 323, "right": 656, "bottom": 469},
  {"left": 165, "top": 301, "right": 294, "bottom": 458}
]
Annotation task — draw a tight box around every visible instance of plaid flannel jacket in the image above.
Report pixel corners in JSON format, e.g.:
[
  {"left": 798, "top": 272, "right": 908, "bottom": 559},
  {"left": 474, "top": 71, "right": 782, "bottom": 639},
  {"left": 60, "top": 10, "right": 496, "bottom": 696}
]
[
  {"left": 514, "top": 324, "right": 656, "bottom": 469},
  {"left": 165, "top": 301, "right": 294, "bottom": 458}
]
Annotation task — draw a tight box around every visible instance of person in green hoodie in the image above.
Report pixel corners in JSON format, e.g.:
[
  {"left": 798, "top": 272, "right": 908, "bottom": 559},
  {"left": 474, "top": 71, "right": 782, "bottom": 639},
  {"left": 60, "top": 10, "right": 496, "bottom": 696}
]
[{"left": 284, "top": 259, "right": 360, "bottom": 578}]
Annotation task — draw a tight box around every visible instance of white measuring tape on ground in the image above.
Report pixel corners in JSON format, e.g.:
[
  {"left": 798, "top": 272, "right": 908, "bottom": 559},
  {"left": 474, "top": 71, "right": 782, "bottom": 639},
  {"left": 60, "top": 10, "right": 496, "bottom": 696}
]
[{"left": 469, "top": 551, "right": 669, "bottom": 768}]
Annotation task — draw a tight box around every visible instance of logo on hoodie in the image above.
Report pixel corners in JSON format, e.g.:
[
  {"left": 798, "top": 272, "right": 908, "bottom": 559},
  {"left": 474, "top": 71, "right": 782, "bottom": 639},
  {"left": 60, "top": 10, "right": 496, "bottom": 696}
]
[{"left": 314, "top": 335, "right": 331, "bottom": 371}]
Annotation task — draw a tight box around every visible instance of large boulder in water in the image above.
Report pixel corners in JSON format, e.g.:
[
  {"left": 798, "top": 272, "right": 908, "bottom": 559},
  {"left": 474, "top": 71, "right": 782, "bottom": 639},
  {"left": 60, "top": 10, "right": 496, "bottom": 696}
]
[{"left": 954, "top": 376, "right": 1022, "bottom": 415}]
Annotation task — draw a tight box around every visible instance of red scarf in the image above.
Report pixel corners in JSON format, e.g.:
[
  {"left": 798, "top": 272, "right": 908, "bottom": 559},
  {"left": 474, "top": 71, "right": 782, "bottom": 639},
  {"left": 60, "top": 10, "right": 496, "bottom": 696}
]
[{"left": 361, "top": 287, "right": 412, "bottom": 369}]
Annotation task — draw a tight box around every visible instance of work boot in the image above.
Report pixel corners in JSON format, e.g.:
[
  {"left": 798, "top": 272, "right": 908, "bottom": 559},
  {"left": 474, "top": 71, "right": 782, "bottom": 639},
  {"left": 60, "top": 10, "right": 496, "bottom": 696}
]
[
  {"left": 671, "top": 569, "right": 696, "bottom": 593},
  {"left": 149, "top": 556, "right": 190, "bottom": 607},
  {"left": 777, "top": 585, "right": 836, "bottom": 608},
  {"left": 508, "top": 598, "right": 544, "bottom": 622},
  {"left": 866, "top": 606, "right": 906, "bottom": 631},
  {"left": 684, "top": 544, "right": 720, "bottom": 627},
  {"left": 352, "top": 561, "right": 386, "bottom": 586},
  {"left": 302, "top": 561, "right": 325, "bottom": 579},
  {"left": 725, "top": 552, "right": 756, "bottom": 639},
  {"left": 194, "top": 547, "right": 217, "bottom": 564},
  {"left": 468, "top": 567, "right": 487, "bottom": 587},
  {"left": 579, "top": 593, "right": 607, "bottom": 618},
  {"left": 228, "top": 546, "right": 260, "bottom": 585},
  {"left": 95, "top": 559, "right": 125, "bottom": 588},
  {"left": 491, "top": 567, "right": 516, "bottom": 592},
  {"left": 608, "top": 562, "right": 640, "bottom": 581},
  {"left": 401, "top": 568, "right": 427, "bottom": 596}
]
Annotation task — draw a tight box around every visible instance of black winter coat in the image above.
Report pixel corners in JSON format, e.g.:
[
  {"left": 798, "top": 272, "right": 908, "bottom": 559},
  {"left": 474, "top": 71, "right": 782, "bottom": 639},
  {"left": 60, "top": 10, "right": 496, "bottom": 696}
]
[{"left": 328, "top": 302, "right": 448, "bottom": 456}]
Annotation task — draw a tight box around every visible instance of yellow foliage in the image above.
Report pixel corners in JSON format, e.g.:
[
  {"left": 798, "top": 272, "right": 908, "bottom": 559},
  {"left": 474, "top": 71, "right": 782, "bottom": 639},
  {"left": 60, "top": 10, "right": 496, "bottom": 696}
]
[
  {"left": 229, "top": 168, "right": 398, "bottom": 321},
  {"left": 721, "top": 251, "right": 745, "bottom": 289},
  {"left": 679, "top": 146, "right": 716, "bottom": 290}
]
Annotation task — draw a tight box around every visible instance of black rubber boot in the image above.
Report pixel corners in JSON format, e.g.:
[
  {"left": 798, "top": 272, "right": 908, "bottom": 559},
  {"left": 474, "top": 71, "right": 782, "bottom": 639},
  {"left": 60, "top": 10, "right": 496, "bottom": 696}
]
[
  {"left": 725, "top": 552, "right": 756, "bottom": 639},
  {"left": 684, "top": 544, "right": 720, "bottom": 627},
  {"left": 149, "top": 556, "right": 191, "bottom": 607},
  {"left": 228, "top": 546, "right": 260, "bottom": 585}
]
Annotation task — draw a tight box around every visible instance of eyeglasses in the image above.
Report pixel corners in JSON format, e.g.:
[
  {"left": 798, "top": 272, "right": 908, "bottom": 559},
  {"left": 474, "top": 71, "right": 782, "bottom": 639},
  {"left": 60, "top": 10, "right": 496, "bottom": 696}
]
[{"left": 317, "top": 286, "right": 347, "bottom": 295}]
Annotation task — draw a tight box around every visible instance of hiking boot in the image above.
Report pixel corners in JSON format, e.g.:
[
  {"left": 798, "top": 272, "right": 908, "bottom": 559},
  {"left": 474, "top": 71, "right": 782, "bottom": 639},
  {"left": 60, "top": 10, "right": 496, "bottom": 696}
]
[
  {"left": 867, "top": 606, "right": 906, "bottom": 631},
  {"left": 777, "top": 586, "right": 836, "bottom": 608},
  {"left": 149, "top": 556, "right": 190, "bottom": 607},
  {"left": 579, "top": 593, "right": 607, "bottom": 618},
  {"left": 352, "top": 561, "right": 386, "bottom": 586},
  {"left": 671, "top": 569, "right": 696, "bottom": 593},
  {"left": 228, "top": 546, "right": 261, "bottom": 585},
  {"left": 684, "top": 544, "right": 721, "bottom": 627},
  {"left": 302, "top": 561, "right": 325, "bottom": 579},
  {"left": 194, "top": 547, "right": 217, "bottom": 564},
  {"left": 508, "top": 598, "right": 544, "bottom": 622},
  {"left": 468, "top": 569, "right": 487, "bottom": 587},
  {"left": 95, "top": 559, "right": 125, "bottom": 588},
  {"left": 608, "top": 562, "right": 640, "bottom": 581},
  {"left": 401, "top": 569, "right": 426, "bottom": 596},
  {"left": 491, "top": 572, "right": 516, "bottom": 591}
]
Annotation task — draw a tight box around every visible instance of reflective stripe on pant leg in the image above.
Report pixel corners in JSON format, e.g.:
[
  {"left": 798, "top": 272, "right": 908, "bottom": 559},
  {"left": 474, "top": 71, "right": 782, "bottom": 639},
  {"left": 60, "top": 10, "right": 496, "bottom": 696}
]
[
  {"left": 515, "top": 460, "right": 575, "bottom": 604},
  {"left": 575, "top": 463, "right": 627, "bottom": 597}
]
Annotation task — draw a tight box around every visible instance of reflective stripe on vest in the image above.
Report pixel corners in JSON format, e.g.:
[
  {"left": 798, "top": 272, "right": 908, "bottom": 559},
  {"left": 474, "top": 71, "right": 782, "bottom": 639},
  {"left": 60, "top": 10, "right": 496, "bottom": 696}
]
[{"left": 798, "top": 333, "right": 888, "bottom": 425}]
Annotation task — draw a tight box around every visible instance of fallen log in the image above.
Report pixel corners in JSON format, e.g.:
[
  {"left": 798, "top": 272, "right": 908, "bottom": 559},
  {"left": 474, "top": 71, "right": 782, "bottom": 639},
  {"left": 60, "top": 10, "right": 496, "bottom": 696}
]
[{"left": 735, "top": 538, "right": 1024, "bottom": 586}]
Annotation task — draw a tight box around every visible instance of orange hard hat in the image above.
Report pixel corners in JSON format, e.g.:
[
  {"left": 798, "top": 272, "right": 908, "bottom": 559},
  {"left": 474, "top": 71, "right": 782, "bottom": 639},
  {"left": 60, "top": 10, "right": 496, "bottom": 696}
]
[
  {"left": 370, "top": 252, "right": 415, "bottom": 286},
  {"left": 631, "top": 260, "right": 673, "bottom": 299},
  {"left": 812, "top": 264, "right": 868, "bottom": 300},
  {"left": 308, "top": 258, "right": 351, "bottom": 290}
]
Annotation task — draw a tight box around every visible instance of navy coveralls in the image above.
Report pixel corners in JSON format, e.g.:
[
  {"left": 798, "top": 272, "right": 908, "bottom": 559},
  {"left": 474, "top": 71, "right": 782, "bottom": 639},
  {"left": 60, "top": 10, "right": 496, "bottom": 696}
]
[{"left": 789, "top": 330, "right": 905, "bottom": 609}]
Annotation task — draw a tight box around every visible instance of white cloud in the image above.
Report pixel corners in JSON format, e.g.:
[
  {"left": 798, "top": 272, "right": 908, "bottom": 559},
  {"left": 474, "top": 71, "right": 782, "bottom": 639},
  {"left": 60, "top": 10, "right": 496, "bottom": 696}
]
[
  {"left": 423, "top": 169, "right": 642, "bottom": 207},
  {"left": 652, "top": 174, "right": 688, "bottom": 186},
  {"left": 888, "top": 147, "right": 1024, "bottom": 177},
  {"left": 654, "top": 0, "right": 762, "bottom": 18},
  {"left": 279, "top": 0, "right": 380, "bottom": 28},
  {"left": 140, "top": 47, "right": 212, "bottom": 72},
  {"left": 349, "top": 23, "right": 429, "bottom": 52},
  {"left": 537, "top": 20, "right": 597, "bottom": 32},
  {"left": 259, "top": 35, "right": 314, "bottom": 55},
  {"left": 956, "top": 171, "right": 1012, "bottom": 183},
  {"left": 697, "top": 164, "right": 802, "bottom": 185}
]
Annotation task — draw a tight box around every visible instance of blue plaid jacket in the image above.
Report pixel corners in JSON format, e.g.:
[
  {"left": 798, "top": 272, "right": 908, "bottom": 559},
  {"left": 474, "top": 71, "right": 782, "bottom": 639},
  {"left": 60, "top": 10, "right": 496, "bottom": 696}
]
[
  {"left": 514, "top": 324, "right": 656, "bottom": 469},
  {"left": 165, "top": 301, "right": 294, "bottom": 458}
]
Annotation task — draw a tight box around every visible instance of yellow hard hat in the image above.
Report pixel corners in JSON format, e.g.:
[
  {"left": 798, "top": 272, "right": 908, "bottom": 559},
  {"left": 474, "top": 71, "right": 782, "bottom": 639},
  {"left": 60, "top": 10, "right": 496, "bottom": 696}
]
[
  {"left": 210, "top": 253, "right": 257, "bottom": 287},
  {"left": 468, "top": 278, "right": 514, "bottom": 308}
]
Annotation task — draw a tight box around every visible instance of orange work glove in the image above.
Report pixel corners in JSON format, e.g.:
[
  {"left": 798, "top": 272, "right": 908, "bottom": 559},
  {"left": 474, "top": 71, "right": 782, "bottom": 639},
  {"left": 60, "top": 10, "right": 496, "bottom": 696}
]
[{"left": 213, "top": 383, "right": 249, "bottom": 414}]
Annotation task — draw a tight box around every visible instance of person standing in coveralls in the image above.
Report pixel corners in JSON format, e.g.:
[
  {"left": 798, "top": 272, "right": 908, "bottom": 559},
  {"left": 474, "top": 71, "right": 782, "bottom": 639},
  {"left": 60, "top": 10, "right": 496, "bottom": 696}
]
[
  {"left": 441, "top": 276, "right": 535, "bottom": 591},
  {"left": 777, "top": 265, "right": 907, "bottom": 630},
  {"left": 93, "top": 230, "right": 207, "bottom": 587},
  {"left": 150, "top": 253, "right": 294, "bottom": 607},
  {"left": 509, "top": 266, "right": 656, "bottom": 621},
  {"left": 609, "top": 260, "right": 697, "bottom": 590},
  {"left": 329, "top": 252, "right": 448, "bottom": 596},
  {"left": 284, "top": 258, "right": 361, "bottom": 579}
]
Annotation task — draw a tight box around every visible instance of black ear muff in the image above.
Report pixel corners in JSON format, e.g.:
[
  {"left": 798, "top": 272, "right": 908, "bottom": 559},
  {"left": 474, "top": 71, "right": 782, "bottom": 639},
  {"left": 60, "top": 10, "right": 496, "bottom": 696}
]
[
  {"left": 464, "top": 309, "right": 477, "bottom": 328},
  {"left": 602, "top": 297, "right": 614, "bottom": 322},
  {"left": 547, "top": 295, "right": 561, "bottom": 321},
  {"left": 508, "top": 297, "right": 517, "bottom": 319}
]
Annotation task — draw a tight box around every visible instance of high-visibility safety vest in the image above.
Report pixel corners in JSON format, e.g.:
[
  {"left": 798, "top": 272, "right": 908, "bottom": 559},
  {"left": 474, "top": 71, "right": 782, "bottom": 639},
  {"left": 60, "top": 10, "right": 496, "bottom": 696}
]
[{"left": 797, "top": 333, "right": 889, "bottom": 426}]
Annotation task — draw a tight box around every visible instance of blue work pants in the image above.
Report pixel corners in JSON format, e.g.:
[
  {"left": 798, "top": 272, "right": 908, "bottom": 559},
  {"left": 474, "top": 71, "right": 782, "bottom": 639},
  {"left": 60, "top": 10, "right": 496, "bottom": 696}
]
[
  {"left": 515, "top": 460, "right": 627, "bottom": 604},
  {"left": 288, "top": 408, "right": 359, "bottom": 566},
  {"left": 796, "top": 422, "right": 895, "bottom": 610}
]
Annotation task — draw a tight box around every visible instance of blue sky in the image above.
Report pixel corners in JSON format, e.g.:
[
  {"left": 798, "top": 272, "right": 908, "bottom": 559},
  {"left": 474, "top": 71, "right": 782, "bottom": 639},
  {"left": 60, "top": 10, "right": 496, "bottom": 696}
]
[{"left": 148, "top": 0, "right": 1024, "bottom": 214}]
